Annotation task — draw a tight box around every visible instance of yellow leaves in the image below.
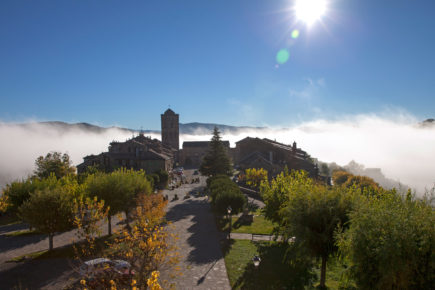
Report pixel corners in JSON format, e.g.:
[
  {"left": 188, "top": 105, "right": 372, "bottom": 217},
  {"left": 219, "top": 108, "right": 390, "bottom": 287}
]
[
  {"left": 110, "top": 279, "right": 117, "bottom": 290},
  {"left": 245, "top": 168, "right": 268, "bottom": 188},
  {"left": 0, "top": 194, "right": 9, "bottom": 213},
  {"left": 80, "top": 279, "right": 87, "bottom": 285},
  {"left": 147, "top": 271, "right": 162, "bottom": 290}
]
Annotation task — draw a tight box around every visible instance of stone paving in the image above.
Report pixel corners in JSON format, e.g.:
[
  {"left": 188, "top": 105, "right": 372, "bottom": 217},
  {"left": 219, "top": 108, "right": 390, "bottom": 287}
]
[{"left": 161, "top": 172, "right": 231, "bottom": 289}]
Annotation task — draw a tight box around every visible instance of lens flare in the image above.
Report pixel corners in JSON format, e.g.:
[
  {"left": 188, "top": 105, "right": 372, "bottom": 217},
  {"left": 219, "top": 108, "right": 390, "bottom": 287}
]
[
  {"left": 295, "top": 0, "right": 327, "bottom": 25},
  {"left": 291, "top": 29, "right": 300, "bottom": 39},
  {"left": 276, "top": 49, "right": 290, "bottom": 64}
]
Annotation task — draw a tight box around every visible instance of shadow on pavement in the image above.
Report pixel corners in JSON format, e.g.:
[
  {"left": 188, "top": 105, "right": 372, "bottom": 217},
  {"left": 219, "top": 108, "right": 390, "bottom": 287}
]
[
  {"left": 165, "top": 198, "right": 226, "bottom": 265},
  {"left": 0, "top": 222, "right": 29, "bottom": 235},
  {"left": 0, "top": 232, "right": 47, "bottom": 253},
  {"left": 0, "top": 257, "right": 76, "bottom": 289}
]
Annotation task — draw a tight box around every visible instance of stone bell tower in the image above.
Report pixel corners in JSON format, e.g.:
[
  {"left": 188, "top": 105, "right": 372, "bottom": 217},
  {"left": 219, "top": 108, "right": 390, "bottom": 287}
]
[{"left": 161, "top": 108, "right": 179, "bottom": 150}]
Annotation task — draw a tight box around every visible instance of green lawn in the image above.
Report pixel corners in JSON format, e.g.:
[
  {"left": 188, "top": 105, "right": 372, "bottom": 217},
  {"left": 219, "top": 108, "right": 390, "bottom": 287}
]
[
  {"left": 231, "top": 215, "right": 275, "bottom": 235},
  {"left": 222, "top": 239, "right": 352, "bottom": 289},
  {"left": 217, "top": 210, "right": 276, "bottom": 235}
]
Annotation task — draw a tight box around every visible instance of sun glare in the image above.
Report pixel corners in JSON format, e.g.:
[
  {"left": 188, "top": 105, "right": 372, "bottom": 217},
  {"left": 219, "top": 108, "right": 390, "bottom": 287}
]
[{"left": 295, "top": 0, "right": 327, "bottom": 25}]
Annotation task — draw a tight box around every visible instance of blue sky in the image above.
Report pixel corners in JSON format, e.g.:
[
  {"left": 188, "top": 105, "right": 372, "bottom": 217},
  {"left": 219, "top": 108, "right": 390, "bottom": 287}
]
[{"left": 1, "top": 0, "right": 434, "bottom": 130}]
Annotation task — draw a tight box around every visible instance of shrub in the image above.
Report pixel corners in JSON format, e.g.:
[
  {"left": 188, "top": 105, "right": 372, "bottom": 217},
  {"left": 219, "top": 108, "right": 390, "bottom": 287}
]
[
  {"left": 213, "top": 189, "right": 246, "bottom": 215},
  {"left": 208, "top": 175, "right": 247, "bottom": 215}
]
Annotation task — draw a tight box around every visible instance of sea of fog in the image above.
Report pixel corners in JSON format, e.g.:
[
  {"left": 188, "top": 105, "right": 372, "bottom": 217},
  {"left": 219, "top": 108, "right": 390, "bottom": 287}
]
[{"left": 1, "top": 113, "right": 434, "bottom": 194}]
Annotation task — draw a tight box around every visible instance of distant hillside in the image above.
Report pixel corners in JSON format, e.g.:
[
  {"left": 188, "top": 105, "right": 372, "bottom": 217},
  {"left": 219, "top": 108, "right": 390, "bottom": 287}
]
[
  {"left": 16, "top": 121, "right": 138, "bottom": 134},
  {"left": 180, "top": 122, "right": 266, "bottom": 134},
  {"left": 15, "top": 121, "right": 265, "bottom": 135},
  {"left": 419, "top": 118, "right": 435, "bottom": 128}
]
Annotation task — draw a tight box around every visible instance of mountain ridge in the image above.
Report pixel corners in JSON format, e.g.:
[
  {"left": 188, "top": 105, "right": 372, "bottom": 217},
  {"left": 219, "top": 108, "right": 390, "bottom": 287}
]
[{"left": 13, "top": 121, "right": 266, "bottom": 135}]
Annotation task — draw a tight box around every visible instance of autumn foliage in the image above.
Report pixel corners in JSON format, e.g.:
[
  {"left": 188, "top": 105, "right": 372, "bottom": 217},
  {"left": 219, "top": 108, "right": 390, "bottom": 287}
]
[{"left": 244, "top": 168, "right": 268, "bottom": 189}]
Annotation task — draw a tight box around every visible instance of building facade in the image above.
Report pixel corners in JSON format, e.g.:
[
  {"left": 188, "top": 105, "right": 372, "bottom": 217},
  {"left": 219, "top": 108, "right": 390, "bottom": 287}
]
[
  {"left": 233, "top": 137, "right": 318, "bottom": 177},
  {"left": 179, "top": 140, "right": 231, "bottom": 168},
  {"left": 77, "top": 133, "right": 175, "bottom": 174},
  {"left": 161, "top": 109, "right": 179, "bottom": 150}
]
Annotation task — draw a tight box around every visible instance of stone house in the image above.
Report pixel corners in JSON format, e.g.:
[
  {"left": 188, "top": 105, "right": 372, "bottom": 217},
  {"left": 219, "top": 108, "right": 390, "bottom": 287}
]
[{"left": 77, "top": 133, "right": 175, "bottom": 174}]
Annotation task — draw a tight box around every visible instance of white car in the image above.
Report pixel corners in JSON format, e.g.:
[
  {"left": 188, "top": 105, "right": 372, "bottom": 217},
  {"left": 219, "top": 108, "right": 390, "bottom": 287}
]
[{"left": 80, "top": 258, "right": 134, "bottom": 283}]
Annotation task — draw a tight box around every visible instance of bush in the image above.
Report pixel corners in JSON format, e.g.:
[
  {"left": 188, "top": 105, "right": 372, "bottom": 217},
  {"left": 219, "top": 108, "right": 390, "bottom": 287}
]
[
  {"left": 213, "top": 189, "right": 246, "bottom": 215},
  {"left": 154, "top": 169, "right": 169, "bottom": 189},
  {"left": 208, "top": 175, "right": 247, "bottom": 215}
]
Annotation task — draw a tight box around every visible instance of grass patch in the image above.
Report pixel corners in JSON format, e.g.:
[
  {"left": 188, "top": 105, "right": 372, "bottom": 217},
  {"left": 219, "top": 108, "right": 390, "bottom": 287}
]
[
  {"left": 217, "top": 209, "right": 275, "bottom": 235},
  {"left": 313, "top": 257, "right": 355, "bottom": 289},
  {"left": 231, "top": 215, "right": 274, "bottom": 235},
  {"left": 5, "top": 229, "right": 42, "bottom": 237},
  {"left": 222, "top": 239, "right": 352, "bottom": 289}
]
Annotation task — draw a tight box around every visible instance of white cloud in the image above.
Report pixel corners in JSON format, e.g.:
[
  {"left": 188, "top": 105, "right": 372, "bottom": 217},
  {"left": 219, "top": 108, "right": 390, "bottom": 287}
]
[{"left": 1, "top": 111, "right": 434, "bottom": 195}]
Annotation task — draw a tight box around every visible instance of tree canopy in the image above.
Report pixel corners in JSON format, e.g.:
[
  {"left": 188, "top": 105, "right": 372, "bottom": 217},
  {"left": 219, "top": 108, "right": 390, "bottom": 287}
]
[
  {"left": 199, "top": 127, "right": 232, "bottom": 177},
  {"left": 19, "top": 186, "right": 76, "bottom": 251},
  {"left": 208, "top": 175, "right": 246, "bottom": 215},
  {"left": 261, "top": 170, "right": 354, "bottom": 288},
  {"left": 337, "top": 192, "right": 435, "bottom": 289},
  {"left": 244, "top": 168, "right": 268, "bottom": 189},
  {"left": 85, "top": 168, "right": 152, "bottom": 234},
  {"left": 34, "top": 151, "right": 76, "bottom": 179}
]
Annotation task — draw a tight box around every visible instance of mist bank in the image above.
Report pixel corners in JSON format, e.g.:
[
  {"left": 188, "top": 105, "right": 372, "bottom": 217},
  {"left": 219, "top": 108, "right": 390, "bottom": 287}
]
[{"left": 1, "top": 113, "right": 434, "bottom": 194}]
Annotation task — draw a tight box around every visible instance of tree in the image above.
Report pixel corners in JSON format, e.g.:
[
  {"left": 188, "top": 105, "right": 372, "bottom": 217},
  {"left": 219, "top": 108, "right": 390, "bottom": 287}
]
[
  {"left": 213, "top": 190, "right": 247, "bottom": 215},
  {"left": 262, "top": 170, "right": 353, "bottom": 288},
  {"left": 72, "top": 195, "right": 108, "bottom": 257},
  {"left": 2, "top": 175, "right": 64, "bottom": 213},
  {"left": 245, "top": 168, "right": 268, "bottom": 189},
  {"left": 85, "top": 168, "right": 152, "bottom": 235},
  {"left": 85, "top": 172, "right": 121, "bottom": 235},
  {"left": 34, "top": 151, "right": 76, "bottom": 179},
  {"left": 208, "top": 175, "right": 246, "bottom": 215},
  {"left": 19, "top": 187, "right": 75, "bottom": 251},
  {"left": 199, "top": 127, "right": 232, "bottom": 177},
  {"left": 154, "top": 169, "right": 169, "bottom": 189},
  {"left": 261, "top": 170, "right": 314, "bottom": 225},
  {"left": 337, "top": 192, "right": 435, "bottom": 289},
  {"left": 108, "top": 194, "right": 179, "bottom": 288},
  {"left": 343, "top": 175, "right": 379, "bottom": 193},
  {"left": 332, "top": 170, "right": 352, "bottom": 186}
]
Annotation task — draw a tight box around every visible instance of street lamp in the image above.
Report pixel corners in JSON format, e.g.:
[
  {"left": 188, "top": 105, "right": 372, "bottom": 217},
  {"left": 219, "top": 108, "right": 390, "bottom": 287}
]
[
  {"left": 227, "top": 206, "right": 232, "bottom": 239},
  {"left": 253, "top": 255, "right": 261, "bottom": 268}
]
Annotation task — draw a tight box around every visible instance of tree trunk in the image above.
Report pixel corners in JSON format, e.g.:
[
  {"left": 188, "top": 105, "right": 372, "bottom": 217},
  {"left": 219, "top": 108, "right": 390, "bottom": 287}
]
[
  {"left": 320, "top": 255, "right": 327, "bottom": 289},
  {"left": 125, "top": 210, "right": 131, "bottom": 232},
  {"left": 48, "top": 233, "right": 54, "bottom": 251},
  {"left": 108, "top": 214, "right": 112, "bottom": 236}
]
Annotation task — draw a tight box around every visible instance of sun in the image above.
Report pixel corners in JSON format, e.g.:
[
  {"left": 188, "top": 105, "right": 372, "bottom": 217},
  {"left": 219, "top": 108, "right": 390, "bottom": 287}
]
[{"left": 295, "top": 0, "right": 327, "bottom": 26}]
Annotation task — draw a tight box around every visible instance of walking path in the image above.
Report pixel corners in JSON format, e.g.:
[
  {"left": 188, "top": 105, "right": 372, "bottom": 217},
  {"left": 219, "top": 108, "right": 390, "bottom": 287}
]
[{"left": 161, "top": 172, "right": 231, "bottom": 289}]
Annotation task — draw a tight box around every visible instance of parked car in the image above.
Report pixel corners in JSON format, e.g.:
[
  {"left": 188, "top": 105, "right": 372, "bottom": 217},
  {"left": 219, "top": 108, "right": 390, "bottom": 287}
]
[{"left": 80, "top": 258, "right": 134, "bottom": 285}]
